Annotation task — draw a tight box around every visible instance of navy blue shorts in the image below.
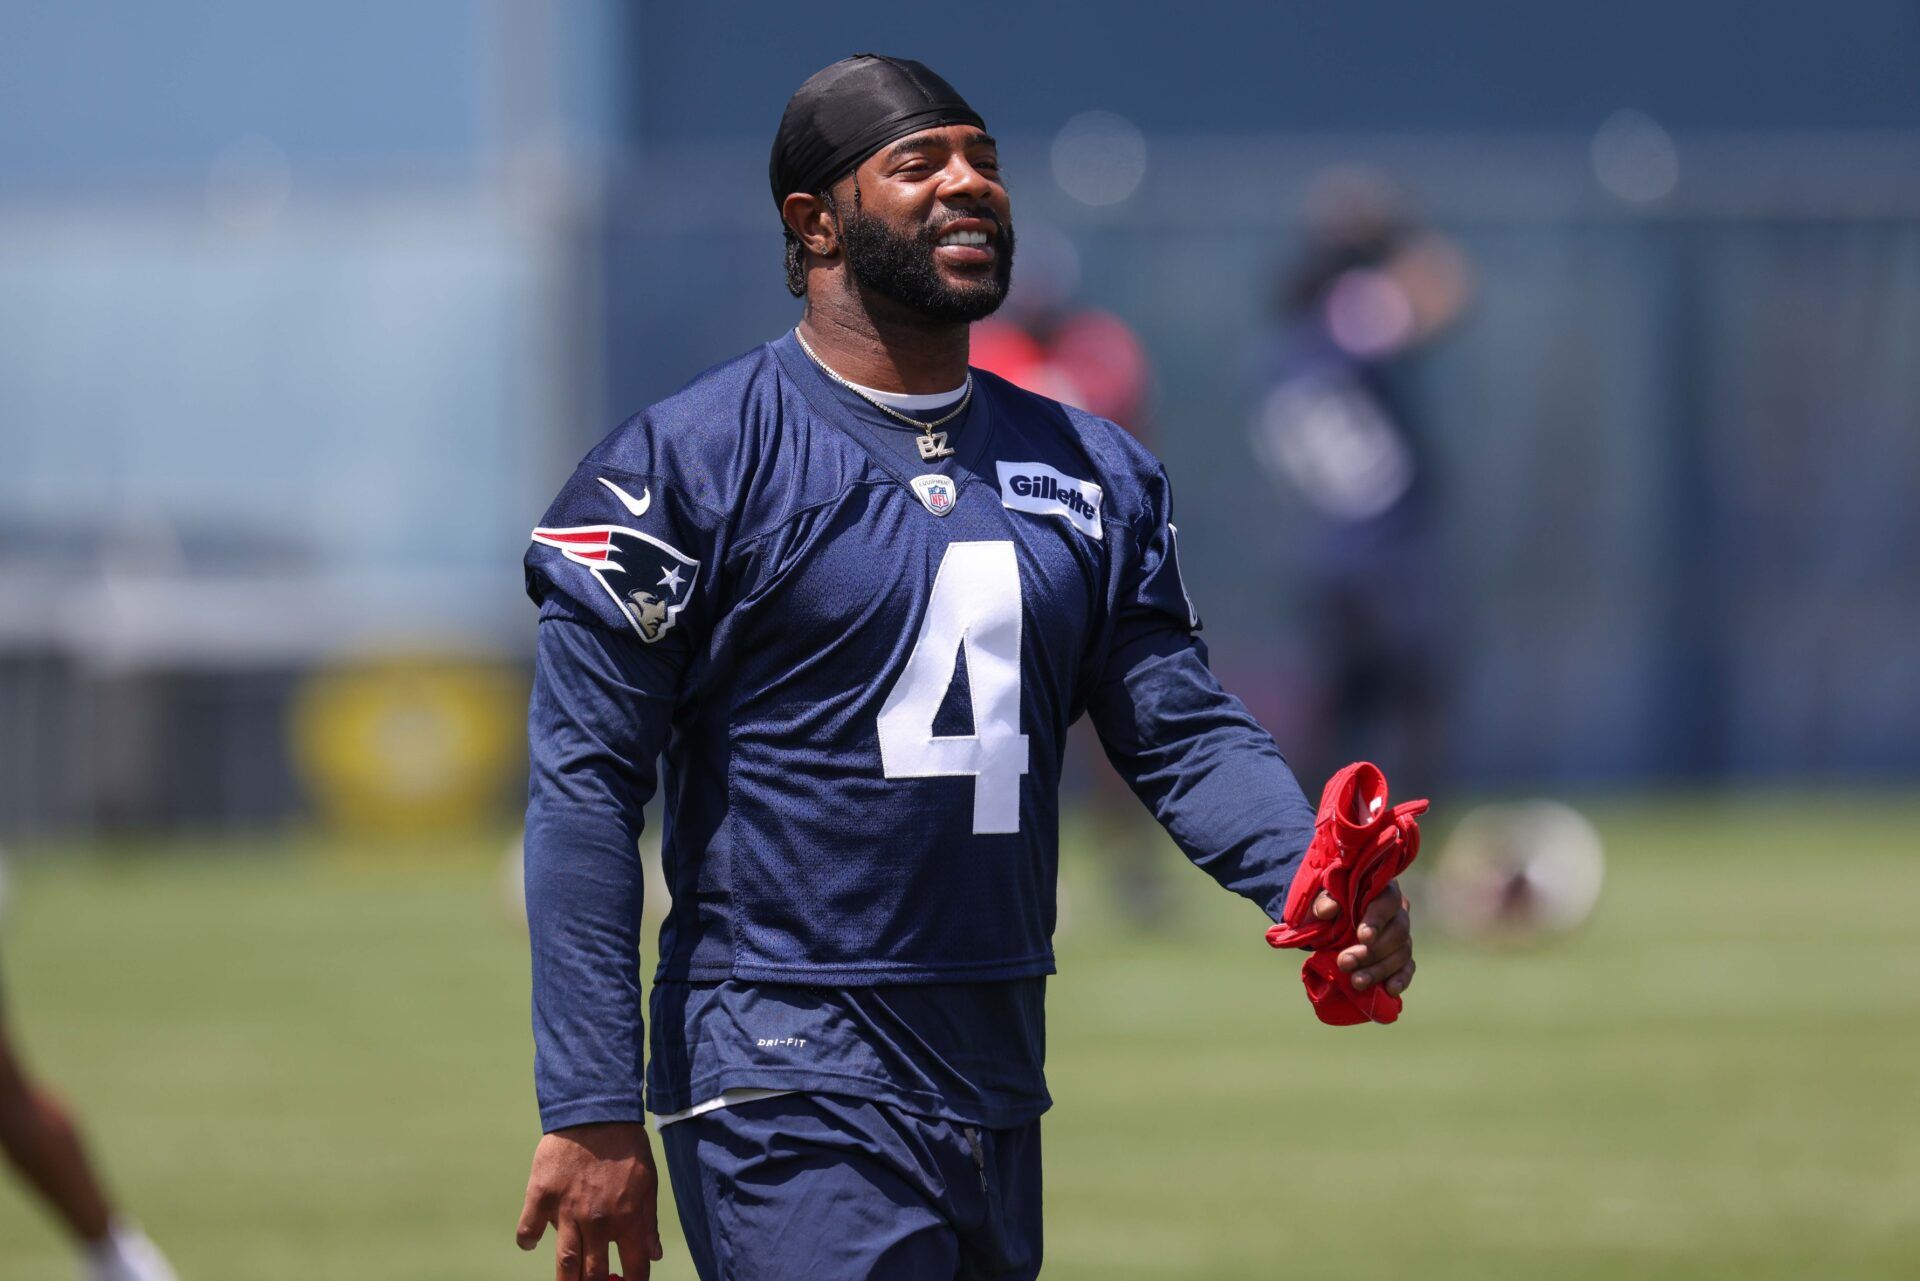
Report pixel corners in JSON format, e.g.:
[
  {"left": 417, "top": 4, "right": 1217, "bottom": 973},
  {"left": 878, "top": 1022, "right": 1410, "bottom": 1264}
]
[{"left": 660, "top": 1093, "right": 1042, "bottom": 1280}]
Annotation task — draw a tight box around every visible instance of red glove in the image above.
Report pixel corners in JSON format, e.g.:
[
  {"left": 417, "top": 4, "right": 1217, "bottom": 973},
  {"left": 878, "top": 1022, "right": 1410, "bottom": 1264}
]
[{"left": 1266, "top": 762, "right": 1428, "bottom": 1025}]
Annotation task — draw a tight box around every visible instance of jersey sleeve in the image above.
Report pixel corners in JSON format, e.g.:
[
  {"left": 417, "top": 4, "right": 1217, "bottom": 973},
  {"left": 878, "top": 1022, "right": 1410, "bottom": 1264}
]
[
  {"left": 525, "top": 462, "right": 716, "bottom": 660},
  {"left": 1086, "top": 463, "right": 1316, "bottom": 921},
  {"left": 521, "top": 457, "right": 718, "bottom": 1131},
  {"left": 524, "top": 617, "right": 673, "bottom": 1130}
]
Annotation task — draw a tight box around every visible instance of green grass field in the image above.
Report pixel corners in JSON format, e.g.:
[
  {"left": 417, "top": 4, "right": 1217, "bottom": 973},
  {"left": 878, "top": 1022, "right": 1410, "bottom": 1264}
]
[{"left": 1, "top": 795, "right": 1916, "bottom": 1279}]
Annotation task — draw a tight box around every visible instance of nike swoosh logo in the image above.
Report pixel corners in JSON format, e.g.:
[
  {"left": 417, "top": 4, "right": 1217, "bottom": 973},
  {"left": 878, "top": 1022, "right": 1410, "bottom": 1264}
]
[{"left": 598, "top": 477, "right": 651, "bottom": 518}]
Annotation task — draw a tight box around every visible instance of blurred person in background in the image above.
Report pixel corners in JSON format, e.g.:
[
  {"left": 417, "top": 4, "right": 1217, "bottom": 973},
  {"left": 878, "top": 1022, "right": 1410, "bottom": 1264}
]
[
  {"left": 513, "top": 53, "right": 1415, "bottom": 1281},
  {"left": 0, "top": 994, "right": 177, "bottom": 1281},
  {"left": 1249, "top": 169, "right": 1472, "bottom": 799},
  {"left": 969, "top": 224, "right": 1151, "bottom": 433}
]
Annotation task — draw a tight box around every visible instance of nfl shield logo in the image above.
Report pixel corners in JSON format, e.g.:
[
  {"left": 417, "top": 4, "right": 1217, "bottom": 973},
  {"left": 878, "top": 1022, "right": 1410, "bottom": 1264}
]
[{"left": 910, "top": 474, "right": 957, "bottom": 517}]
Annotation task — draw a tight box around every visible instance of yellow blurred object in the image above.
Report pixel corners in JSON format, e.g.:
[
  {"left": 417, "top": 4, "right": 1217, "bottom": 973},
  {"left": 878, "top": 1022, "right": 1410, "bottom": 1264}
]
[{"left": 290, "top": 655, "right": 525, "bottom": 836}]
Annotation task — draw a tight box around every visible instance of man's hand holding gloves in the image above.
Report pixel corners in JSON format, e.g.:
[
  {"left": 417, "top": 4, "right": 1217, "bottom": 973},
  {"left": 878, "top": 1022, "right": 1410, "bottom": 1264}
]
[{"left": 1266, "top": 762, "right": 1427, "bottom": 1025}]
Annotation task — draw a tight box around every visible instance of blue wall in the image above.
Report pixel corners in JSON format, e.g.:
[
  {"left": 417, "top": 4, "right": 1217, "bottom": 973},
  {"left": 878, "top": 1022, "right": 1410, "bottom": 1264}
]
[
  {"left": 4, "top": 1, "right": 1917, "bottom": 787},
  {"left": 623, "top": 1, "right": 1920, "bottom": 142}
]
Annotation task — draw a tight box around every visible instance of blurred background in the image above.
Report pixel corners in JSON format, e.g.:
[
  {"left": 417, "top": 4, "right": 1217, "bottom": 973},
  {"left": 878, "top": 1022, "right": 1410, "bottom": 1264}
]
[{"left": 1, "top": 2, "right": 1916, "bottom": 1278}]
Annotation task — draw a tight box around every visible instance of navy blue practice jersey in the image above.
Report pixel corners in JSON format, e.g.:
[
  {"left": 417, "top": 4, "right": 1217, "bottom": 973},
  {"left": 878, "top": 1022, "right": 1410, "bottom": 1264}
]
[{"left": 523, "top": 330, "right": 1315, "bottom": 1128}]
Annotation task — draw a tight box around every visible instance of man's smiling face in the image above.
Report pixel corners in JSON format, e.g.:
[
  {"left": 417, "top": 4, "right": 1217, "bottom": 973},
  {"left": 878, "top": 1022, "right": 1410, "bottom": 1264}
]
[{"left": 835, "top": 124, "right": 1014, "bottom": 324}]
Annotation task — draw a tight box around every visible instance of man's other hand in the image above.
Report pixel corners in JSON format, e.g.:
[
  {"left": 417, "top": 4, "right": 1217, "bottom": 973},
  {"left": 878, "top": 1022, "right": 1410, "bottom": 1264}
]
[
  {"left": 517, "top": 1121, "right": 663, "bottom": 1281},
  {"left": 1313, "top": 879, "right": 1415, "bottom": 997}
]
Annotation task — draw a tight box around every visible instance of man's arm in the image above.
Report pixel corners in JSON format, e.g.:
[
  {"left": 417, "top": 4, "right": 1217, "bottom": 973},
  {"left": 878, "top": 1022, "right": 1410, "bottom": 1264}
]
[
  {"left": 525, "top": 615, "right": 671, "bottom": 1130},
  {"left": 1085, "top": 625, "right": 1315, "bottom": 916},
  {"left": 1086, "top": 626, "right": 1416, "bottom": 996},
  {"left": 518, "top": 614, "right": 678, "bottom": 1280},
  {"left": 1085, "top": 458, "right": 1415, "bottom": 997}
]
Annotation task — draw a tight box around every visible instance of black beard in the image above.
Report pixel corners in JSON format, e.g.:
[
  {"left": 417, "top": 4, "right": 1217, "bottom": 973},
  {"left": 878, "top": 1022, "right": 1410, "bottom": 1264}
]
[{"left": 839, "top": 205, "right": 1015, "bottom": 324}]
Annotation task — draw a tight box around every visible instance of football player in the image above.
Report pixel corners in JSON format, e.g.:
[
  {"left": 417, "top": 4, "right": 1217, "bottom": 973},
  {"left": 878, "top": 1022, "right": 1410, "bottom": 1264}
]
[
  {"left": 0, "top": 985, "right": 178, "bottom": 1281},
  {"left": 515, "top": 54, "right": 1416, "bottom": 1281}
]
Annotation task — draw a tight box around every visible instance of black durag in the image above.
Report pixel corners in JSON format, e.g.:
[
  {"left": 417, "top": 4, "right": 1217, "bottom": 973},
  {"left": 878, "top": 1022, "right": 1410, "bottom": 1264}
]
[{"left": 770, "top": 54, "right": 985, "bottom": 208}]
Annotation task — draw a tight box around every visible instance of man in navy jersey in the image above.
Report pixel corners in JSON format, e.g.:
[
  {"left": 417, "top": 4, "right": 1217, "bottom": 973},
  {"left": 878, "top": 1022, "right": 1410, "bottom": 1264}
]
[{"left": 514, "top": 54, "right": 1417, "bottom": 1281}]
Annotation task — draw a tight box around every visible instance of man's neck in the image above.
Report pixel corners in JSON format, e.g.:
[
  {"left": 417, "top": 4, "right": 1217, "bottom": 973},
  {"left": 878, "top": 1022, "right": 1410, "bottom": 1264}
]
[{"left": 797, "top": 294, "right": 969, "bottom": 395}]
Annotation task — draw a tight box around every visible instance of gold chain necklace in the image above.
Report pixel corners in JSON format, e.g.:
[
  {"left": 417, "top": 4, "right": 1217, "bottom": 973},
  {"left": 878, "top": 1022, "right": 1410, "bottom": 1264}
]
[{"left": 793, "top": 328, "right": 964, "bottom": 461}]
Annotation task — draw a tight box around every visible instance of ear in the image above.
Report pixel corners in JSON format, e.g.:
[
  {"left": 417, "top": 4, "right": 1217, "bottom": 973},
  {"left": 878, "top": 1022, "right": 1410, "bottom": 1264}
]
[{"left": 781, "top": 190, "right": 840, "bottom": 259}]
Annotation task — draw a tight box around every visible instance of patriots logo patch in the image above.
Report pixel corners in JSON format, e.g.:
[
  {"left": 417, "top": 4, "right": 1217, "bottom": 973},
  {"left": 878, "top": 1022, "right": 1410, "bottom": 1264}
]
[{"left": 530, "top": 521, "right": 700, "bottom": 644}]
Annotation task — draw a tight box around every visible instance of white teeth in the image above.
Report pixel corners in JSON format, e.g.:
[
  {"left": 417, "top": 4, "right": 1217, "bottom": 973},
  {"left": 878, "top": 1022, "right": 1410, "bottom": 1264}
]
[{"left": 937, "top": 230, "right": 990, "bottom": 248}]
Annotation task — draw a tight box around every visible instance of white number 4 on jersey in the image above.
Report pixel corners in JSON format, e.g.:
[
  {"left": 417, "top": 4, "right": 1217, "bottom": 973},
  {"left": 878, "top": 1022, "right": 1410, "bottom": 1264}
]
[{"left": 876, "top": 541, "right": 1031, "bottom": 834}]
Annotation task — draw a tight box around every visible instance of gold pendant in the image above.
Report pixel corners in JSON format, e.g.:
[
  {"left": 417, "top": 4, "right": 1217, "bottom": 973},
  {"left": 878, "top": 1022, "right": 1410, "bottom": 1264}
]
[{"left": 917, "top": 431, "right": 954, "bottom": 461}]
